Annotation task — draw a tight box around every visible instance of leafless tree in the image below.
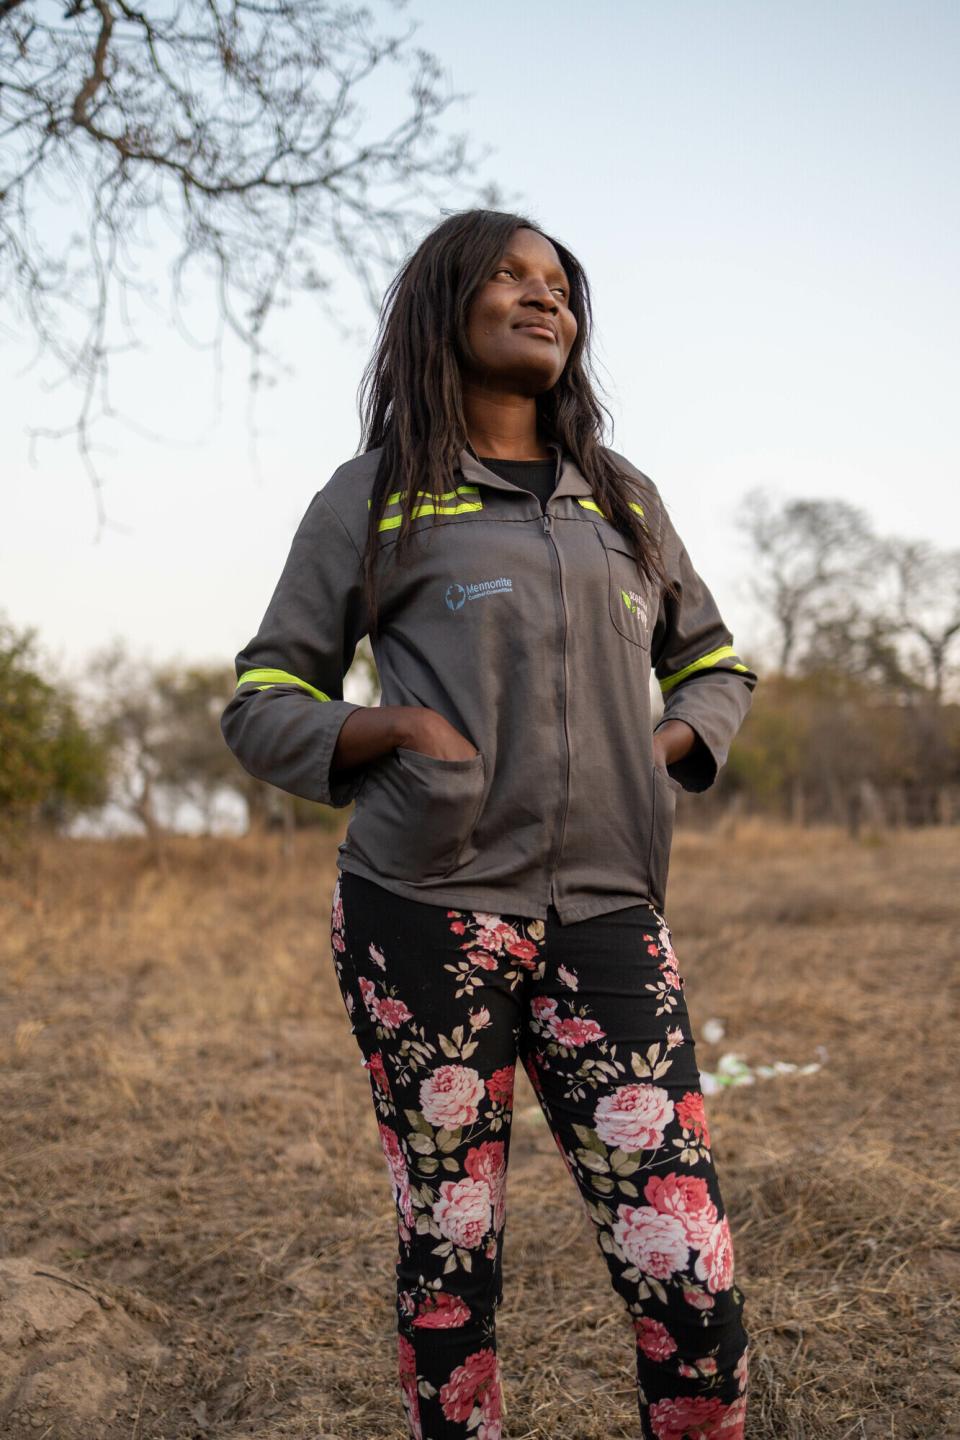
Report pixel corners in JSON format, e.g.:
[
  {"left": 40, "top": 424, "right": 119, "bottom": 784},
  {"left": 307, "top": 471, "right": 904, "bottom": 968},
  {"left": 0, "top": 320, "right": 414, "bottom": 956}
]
[
  {"left": 1, "top": 1, "right": 490, "bottom": 526},
  {"left": 738, "top": 488, "right": 879, "bottom": 672},
  {"left": 882, "top": 539, "right": 960, "bottom": 704}
]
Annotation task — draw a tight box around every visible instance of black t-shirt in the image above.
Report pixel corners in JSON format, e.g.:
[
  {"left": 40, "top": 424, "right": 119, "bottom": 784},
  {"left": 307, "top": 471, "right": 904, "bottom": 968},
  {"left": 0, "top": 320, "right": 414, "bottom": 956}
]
[{"left": 478, "top": 456, "right": 557, "bottom": 514}]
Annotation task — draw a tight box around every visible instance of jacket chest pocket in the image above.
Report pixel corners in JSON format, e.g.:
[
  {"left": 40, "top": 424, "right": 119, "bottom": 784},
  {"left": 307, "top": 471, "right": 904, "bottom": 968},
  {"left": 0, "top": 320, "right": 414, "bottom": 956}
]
[
  {"left": 596, "top": 528, "right": 654, "bottom": 650},
  {"left": 345, "top": 745, "right": 487, "bottom": 882}
]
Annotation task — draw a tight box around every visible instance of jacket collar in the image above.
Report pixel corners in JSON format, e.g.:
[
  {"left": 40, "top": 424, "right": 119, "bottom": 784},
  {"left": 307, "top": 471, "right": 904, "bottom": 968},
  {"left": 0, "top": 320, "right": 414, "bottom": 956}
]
[{"left": 458, "top": 443, "right": 595, "bottom": 501}]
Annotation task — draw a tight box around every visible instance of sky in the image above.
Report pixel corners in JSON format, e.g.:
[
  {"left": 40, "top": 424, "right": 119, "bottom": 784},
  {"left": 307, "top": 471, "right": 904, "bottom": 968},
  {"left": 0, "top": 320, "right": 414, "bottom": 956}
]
[{"left": 4, "top": 0, "right": 958, "bottom": 684}]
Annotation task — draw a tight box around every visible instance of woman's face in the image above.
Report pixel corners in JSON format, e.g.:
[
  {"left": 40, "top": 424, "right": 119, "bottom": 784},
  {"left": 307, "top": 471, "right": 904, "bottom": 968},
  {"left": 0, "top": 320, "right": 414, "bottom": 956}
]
[{"left": 461, "top": 227, "right": 578, "bottom": 395}]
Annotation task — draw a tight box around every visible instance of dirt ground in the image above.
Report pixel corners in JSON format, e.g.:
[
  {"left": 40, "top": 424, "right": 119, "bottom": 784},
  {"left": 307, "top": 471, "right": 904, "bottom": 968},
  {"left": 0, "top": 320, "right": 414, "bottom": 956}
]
[{"left": 1, "top": 820, "right": 958, "bottom": 1440}]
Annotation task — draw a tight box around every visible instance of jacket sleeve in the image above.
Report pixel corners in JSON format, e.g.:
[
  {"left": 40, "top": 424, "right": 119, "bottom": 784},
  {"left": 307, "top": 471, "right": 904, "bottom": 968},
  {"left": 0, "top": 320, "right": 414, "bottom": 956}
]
[
  {"left": 651, "top": 502, "right": 758, "bottom": 792},
  {"left": 220, "top": 489, "right": 371, "bottom": 808}
]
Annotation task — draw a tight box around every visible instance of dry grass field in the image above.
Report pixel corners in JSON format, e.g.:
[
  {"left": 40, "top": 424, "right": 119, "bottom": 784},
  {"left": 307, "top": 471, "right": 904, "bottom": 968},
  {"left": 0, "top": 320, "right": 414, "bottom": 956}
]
[{"left": 1, "top": 821, "right": 958, "bottom": 1440}]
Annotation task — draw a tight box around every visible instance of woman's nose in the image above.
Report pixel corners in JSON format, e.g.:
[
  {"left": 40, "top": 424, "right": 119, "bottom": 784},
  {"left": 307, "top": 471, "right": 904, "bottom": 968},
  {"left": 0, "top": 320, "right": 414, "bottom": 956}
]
[{"left": 521, "top": 281, "right": 559, "bottom": 312}]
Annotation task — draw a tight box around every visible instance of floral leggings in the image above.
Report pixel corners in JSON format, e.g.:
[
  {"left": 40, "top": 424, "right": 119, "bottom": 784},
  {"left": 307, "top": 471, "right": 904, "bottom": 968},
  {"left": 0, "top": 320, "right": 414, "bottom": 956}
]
[{"left": 330, "top": 869, "right": 750, "bottom": 1440}]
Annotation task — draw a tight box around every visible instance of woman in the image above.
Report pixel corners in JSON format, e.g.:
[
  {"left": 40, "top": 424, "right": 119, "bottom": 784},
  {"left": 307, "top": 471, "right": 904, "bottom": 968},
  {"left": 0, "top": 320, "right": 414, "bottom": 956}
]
[{"left": 221, "top": 210, "right": 757, "bottom": 1440}]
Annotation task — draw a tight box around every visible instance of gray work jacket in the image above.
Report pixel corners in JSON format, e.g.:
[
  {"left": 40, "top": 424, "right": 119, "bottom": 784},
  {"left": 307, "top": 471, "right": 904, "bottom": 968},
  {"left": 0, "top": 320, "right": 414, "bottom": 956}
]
[{"left": 220, "top": 446, "right": 757, "bottom": 923}]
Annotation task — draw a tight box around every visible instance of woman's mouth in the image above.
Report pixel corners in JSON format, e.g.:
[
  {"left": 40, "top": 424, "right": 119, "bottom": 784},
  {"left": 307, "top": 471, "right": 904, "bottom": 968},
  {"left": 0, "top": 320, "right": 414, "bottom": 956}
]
[{"left": 513, "top": 322, "right": 558, "bottom": 342}]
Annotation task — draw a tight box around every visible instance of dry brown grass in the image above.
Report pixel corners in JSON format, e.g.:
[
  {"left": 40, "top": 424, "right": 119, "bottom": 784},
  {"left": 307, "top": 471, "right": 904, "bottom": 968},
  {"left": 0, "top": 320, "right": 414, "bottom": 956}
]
[{"left": 1, "top": 821, "right": 958, "bottom": 1439}]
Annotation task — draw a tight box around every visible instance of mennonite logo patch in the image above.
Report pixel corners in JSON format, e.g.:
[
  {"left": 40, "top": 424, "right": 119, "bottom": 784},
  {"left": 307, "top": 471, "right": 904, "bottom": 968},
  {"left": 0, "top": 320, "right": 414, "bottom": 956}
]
[{"left": 444, "top": 577, "right": 513, "bottom": 611}]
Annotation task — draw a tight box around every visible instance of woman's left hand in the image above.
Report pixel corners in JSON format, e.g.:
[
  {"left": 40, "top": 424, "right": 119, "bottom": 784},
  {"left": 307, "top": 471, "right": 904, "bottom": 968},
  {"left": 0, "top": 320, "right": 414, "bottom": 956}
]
[{"left": 652, "top": 718, "right": 698, "bottom": 772}]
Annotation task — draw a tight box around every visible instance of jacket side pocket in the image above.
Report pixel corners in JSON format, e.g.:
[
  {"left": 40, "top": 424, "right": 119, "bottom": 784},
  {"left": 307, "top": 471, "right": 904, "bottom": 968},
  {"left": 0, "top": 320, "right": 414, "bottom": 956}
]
[
  {"left": 647, "top": 763, "right": 682, "bottom": 909},
  {"left": 343, "top": 747, "right": 487, "bottom": 883}
]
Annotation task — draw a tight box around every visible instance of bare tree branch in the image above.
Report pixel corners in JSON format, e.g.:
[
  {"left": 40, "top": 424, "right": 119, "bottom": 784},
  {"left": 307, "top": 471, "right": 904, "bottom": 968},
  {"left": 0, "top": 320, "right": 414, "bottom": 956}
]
[{"left": 1, "top": 0, "right": 496, "bottom": 528}]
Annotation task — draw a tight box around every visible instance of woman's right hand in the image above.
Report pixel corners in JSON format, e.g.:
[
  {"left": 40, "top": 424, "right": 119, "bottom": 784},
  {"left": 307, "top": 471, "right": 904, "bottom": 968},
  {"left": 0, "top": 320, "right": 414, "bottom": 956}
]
[{"left": 333, "top": 705, "right": 478, "bottom": 774}]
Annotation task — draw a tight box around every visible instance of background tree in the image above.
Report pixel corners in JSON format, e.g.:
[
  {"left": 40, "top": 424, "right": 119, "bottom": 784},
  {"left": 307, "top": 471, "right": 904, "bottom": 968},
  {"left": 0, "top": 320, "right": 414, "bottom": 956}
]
[
  {"left": 881, "top": 538, "right": 960, "bottom": 705},
  {"left": 0, "top": 617, "right": 109, "bottom": 837},
  {"left": 738, "top": 488, "right": 878, "bottom": 672},
  {"left": 1, "top": 0, "right": 490, "bottom": 523}
]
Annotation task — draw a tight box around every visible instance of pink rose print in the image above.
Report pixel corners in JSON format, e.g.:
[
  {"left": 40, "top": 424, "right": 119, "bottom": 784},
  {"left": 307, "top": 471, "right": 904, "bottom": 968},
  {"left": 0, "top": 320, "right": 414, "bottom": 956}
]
[
  {"left": 331, "top": 929, "right": 345, "bottom": 954},
  {"left": 359, "top": 976, "right": 378, "bottom": 1017},
  {"left": 549, "top": 1015, "right": 606, "bottom": 1048},
  {"left": 694, "top": 1215, "right": 735, "bottom": 1294},
  {"left": 420, "top": 1064, "right": 487, "bottom": 1129},
  {"left": 478, "top": 1377, "right": 502, "bottom": 1440},
  {"left": 472, "top": 914, "right": 514, "bottom": 953},
  {"left": 650, "top": 1392, "right": 745, "bottom": 1439},
  {"left": 466, "top": 948, "right": 498, "bottom": 971},
  {"left": 413, "top": 1290, "right": 471, "bottom": 1329},
  {"left": 683, "top": 1287, "right": 716, "bottom": 1310},
  {"left": 505, "top": 935, "right": 538, "bottom": 962},
  {"left": 531, "top": 996, "right": 558, "bottom": 1023},
  {"left": 377, "top": 996, "right": 413, "bottom": 1029},
  {"left": 557, "top": 963, "right": 579, "bottom": 990},
  {"left": 469, "top": 1006, "right": 492, "bottom": 1030},
  {"left": 676, "top": 1091, "right": 712, "bottom": 1149},
  {"left": 433, "top": 1176, "right": 492, "bottom": 1248},
  {"left": 666, "top": 1026, "right": 684, "bottom": 1049},
  {"left": 439, "top": 1346, "right": 499, "bottom": 1424},
  {"left": 594, "top": 1084, "right": 675, "bottom": 1152},
  {"left": 366, "top": 1051, "right": 391, "bottom": 1094},
  {"left": 358, "top": 978, "right": 412, "bottom": 1030},
  {"left": 486, "top": 1066, "right": 515, "bottom": 1107},
  {"left": 734, "top": 1345, "right": 749, "bottom": 1393},
  {"left": 644, "top": 1173, "right": 720, "bottom": 1248},
  {"left": 368, "top": 941, "right": 386, "bottom": 969},
  {"left": 465, "top": 1141, "right": 507, "bottom": 1230},
  {"left": 613, "top": 1204, "right": 690, "bottom": 1279},
  {"left": 398, "top": 1331, "right": 417, "bottom": 1383},
  {"left": 718, "top": 1394, "right": 747, "bottom": 1436},
  {"left": 633, "top": 1315, "right": 678, "bottom": 1361},
  {"left": 378, "top": 1123, "right": 414, "bottom": 1226},
  {"left": 397, "top": 1333, "right": 423, "bottom": 1440}
]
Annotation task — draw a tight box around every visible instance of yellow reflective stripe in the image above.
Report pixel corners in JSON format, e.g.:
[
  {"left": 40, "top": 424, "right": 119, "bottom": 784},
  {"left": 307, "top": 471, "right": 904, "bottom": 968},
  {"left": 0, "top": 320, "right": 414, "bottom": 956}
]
[
  {"left": 236, "top": 668, "right": 330, "bottom": 702},
  {"left": 577, "top": 497, "right": 645, "bottom": 518},
  {"left": 367, "top": 485, "right": 484, "bottom": 531},
  {"left": 659, "top": 647, "right": 748, "bottom": 695},
  {"left": 373, "top": 500, "right": 484, "bottom": 531},
  {"left": 368, "top": 485, "right": 480, "bottom": 508}
]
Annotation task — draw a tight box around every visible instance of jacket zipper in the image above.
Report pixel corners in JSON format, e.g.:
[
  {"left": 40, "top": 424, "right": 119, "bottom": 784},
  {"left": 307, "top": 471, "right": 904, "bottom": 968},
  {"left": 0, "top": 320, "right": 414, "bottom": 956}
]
[{"left": 542, "top": 509, "right": 572, "bottom": 906}]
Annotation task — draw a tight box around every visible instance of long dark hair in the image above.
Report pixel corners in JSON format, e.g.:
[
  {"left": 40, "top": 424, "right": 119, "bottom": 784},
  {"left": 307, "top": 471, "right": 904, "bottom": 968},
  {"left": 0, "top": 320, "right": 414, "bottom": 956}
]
[{"left": 357, "top": 208, "right": 668, "bottom": 635}]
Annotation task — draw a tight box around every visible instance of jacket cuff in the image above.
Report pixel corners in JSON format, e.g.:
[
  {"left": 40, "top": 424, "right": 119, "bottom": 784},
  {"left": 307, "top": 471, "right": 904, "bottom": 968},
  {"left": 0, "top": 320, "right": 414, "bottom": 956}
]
[
  {"left": 654, "top": 719, "right": 717, "bottom": 792},
  {"left": 220, "top": 688, "right": 365, "bottom": 809},
  {"left": 655, "top": 672, "right": 754, "bottom": 793}
]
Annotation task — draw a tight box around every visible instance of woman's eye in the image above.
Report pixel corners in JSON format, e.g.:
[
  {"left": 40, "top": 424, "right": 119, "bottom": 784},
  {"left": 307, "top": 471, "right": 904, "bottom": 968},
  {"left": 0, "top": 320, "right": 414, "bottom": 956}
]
[
  {"left": 551, "top": 287, "right": 568, "bottom": 298},
  {"left": 494, "top": 267, "right": 516, "bottom": 280}
]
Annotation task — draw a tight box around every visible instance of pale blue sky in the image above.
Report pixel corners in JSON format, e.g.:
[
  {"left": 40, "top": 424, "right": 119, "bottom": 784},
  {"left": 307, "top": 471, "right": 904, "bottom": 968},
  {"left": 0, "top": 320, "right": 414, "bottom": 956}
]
[{"left": 4, "top": 0, "right": 958, "bottom": 680}]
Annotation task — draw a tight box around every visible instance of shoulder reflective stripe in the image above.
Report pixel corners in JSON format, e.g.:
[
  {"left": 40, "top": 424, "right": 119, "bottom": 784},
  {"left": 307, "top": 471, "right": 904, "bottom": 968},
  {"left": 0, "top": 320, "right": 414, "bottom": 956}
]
[
  {"left": 368, "top": 485, "right": 481, "bottom": 507},
  {"left": 659, "top": 647, "right": 747, "bottom": 695},
  {"left": 236, "top": 668, "right": 330, "bottom": 702},
  {"left": 374, "top": 500, "right": 484, "bottom": 531},
  {"left": 577, "top": 497, "right": 645, "bottom": 517},
  {"left": 367, "top": 485, "right": 483, "bottom": 532}
]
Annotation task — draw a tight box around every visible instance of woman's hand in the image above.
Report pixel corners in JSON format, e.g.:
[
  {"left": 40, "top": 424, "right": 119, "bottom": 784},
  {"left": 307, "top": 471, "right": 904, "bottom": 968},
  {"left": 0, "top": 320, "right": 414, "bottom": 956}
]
[
  {"left": 333, "top": 705, "right": 478, "bottom": 774},
  {"left": 652, "top": 718, "right": 698, "bottom": 772},
  {"left": 395, "top": 706, "right": 480, "bottom": 760}
]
